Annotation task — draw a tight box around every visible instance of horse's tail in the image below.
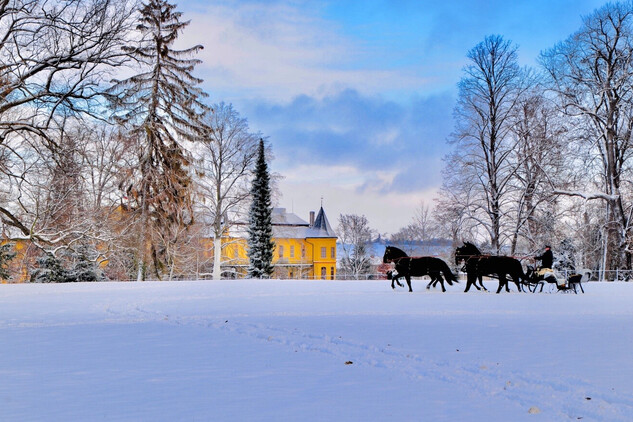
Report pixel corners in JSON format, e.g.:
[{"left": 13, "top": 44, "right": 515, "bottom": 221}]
[
  {"left": 516, "top": 260, "right": 528, "bottom": 282},
  {"left": 440, "top": 260, "right": 460, "bottom": 284}
]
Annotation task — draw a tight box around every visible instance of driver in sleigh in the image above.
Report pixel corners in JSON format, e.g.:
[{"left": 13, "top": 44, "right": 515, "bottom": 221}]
[
  {"left": 534, "top": 245, "right": 560, "bottom": 284},
  {"left": 535, "top": 245, "right": 553, "bottom": 274}
]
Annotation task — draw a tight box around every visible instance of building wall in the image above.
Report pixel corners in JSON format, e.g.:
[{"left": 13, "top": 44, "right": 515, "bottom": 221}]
[
  {"left": 305, "top": 237, "right": 337, "bottom": 280},
  {"left": 1, "top": 240, "right": 29, "bottom": 283},
  {"left": 207, "top": 236, "right": 337, "bottom": 279}
]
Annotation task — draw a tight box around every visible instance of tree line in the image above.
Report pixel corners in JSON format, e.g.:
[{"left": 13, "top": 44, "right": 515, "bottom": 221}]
[
  {"left": 0, "top": 0, "right": 269, "bottom": 281},
  {"left": 438, "top": 1, "right": 633, "bottom": 276},
  {"left": 342, "top": 2, "right": 633, "bottom": 279}
]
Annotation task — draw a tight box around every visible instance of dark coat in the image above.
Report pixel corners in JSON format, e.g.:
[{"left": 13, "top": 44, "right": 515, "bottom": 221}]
[{"left": 535, "top": 249, "right": 553, "bottom": 269}]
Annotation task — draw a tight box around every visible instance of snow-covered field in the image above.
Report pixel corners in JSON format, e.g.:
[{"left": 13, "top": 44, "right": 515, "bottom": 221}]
[{"left": 1, "top": 279, "right": 632, "bottom": 421}]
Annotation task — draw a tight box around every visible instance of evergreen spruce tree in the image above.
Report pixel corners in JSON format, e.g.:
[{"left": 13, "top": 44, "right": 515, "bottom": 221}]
[
  {"left": 68, "top": 244, "right": 103, "bottom": 282},
  {"left": 0, "top": 244, "right": 16, "bottom": 280},
  {"left": 33, "top": 253, "right": 67, "bottom": 283},
  {"left": 107, "top": 0, "right": 208, "bottom": 280},
  {"left": 555, "top": 238, "right": 577, "bottom": 274},
  {"left": 247, "top": 139, "right": 274, "bottom": 278}
]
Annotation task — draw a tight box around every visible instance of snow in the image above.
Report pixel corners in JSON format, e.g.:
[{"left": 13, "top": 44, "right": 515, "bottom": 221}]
[{"left": 1, "top": 279, "right": 632, "bottom": 421}]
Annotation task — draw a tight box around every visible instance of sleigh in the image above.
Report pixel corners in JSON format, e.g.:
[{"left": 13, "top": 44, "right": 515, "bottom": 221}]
[{"left": 524, "top": 266, "right": 588, "bottom": 294}]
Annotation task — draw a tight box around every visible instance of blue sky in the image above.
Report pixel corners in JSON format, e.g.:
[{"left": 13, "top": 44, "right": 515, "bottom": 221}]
[{"left": 179, "top": 0, "right": 606, "bottom": 235}]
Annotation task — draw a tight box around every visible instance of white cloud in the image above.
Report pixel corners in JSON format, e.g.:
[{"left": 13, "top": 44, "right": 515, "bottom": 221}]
[
  {"left": 278, "top": 173, "right": 438, "bottom": 236},
  {"left": 276, "top": 163, "right": 437, "bottom": 234},
  {"left": 180, "top": 2, "right": 429, "bottom": 101},
  {"left": 280, "top": 164, "right": 395, "bottom": 190}
]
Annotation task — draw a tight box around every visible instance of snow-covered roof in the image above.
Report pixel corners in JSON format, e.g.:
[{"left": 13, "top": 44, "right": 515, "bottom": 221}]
[
  {"left": 271, "top": 208, "right": 308, "bottom": 226},
  {"left": 229, "top": 207, "right": 337, "bottom": 239},
  {"left": 306, "top": 207, "right": 337, "bottom": 238}
]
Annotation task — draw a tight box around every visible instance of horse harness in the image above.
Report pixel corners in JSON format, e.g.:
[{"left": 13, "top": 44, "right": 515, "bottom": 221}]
[{"left": 389, "top": 256, "right": 434, "bottom": 274}]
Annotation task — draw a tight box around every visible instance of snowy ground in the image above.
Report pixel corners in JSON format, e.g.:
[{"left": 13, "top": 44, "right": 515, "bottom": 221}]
[{"left": 1, "top": 279, "right": 632, "bottom": 422}]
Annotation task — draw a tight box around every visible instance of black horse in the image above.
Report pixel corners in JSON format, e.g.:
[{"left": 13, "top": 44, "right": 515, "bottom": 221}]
[
  {"left": 454, "top": 242, "right": 527, "bottom": 294},
  {"left": 383, "top": 246, "right": 459, "bottom": 292}
]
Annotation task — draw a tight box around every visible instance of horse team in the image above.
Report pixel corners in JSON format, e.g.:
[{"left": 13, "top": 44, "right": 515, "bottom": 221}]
[{"left": 383, "top": 242, "right": 530, "bottom": 294}]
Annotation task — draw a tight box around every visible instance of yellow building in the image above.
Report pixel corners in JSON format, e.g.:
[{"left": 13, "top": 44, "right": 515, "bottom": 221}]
[{"left": 214, "top": 207, "right": 338, "bottom": 279}]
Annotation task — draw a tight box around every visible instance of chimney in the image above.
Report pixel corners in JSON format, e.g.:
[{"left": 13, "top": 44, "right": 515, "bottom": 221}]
[{"left": 309, "top": 211, "right": 315, "bottom": 227}]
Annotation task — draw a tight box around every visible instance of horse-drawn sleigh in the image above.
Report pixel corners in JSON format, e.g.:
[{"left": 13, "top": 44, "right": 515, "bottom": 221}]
[
  {"left": 524, "top": 266, "right": 588, "bottom": 294},
  {"left": 384, "top": 242, "right": 587, "bottom": 294},
  {"left": 455, "top": 242, "right": 587, "bottom": 294}
]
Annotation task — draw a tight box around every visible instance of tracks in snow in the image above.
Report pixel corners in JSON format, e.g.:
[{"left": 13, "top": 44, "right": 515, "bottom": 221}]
[{"left": 119, "top": 304, "right": 633, "bottom": 421}]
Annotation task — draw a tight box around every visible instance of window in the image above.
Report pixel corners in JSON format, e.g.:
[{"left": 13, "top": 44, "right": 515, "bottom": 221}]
[
  {"left": 278, "top": 245, "right": 284, "bottom": 258},
  {"left": 301, "top": 245, "right": 306, "bottom": 259},
  {"left": 330, "top": 267, "right": 335, "bottom": 280},
  {"left": 331, "top": 247, "right": 335, "bottom": 259},
  {"left": 321, "top": 267, "right": 326, "bottom": 279},
  {"left": 290, "top": 245, "right": 295, "bottom": 258},
  {"left": 321, "top": 247, "right": 326, "bottom": 258}
]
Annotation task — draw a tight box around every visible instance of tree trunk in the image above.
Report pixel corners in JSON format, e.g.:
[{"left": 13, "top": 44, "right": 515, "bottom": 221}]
[
  {"left": 136, "top": 192, "right": 148, "bottom": 282},
  {"left": 213, "top": 236, "right": 222, "bottom": 280}
]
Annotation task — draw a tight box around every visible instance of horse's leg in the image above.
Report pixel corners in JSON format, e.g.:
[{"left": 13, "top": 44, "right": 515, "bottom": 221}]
[
  {"left": 477, "top": 275, "right": 486, "bottom": 291},
  {"left": 496, "top": 275, "right": 507, "bottom": 294},
  {"left": 426, "top": 279, "right": 433, "bottom": 289},
  {"left": 392, "top": 271, "right": 404, "bottom": 288},
  {"left": 437, "top": 275, "right": 446, "bottom": 292},
  {"left": 406, "top": 274, "right": 413, "bottom": 292},
  {"left": 464, "top": 273, "right": 474, "bottom": 292},
  {"left": 430, "top": 272, "right": 446, "bottom": 292},
  {"left": 472, "top": 274, "right": 481, "bottom": 291}
]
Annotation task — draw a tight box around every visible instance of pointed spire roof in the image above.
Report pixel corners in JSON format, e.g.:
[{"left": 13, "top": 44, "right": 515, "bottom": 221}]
[{"left": 307, "top": 207, "right": 337, "bottom": 238}]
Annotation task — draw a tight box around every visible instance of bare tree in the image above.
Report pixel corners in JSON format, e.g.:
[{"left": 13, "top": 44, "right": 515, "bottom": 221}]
[
  {"left": 337, "top": 214, "right": 373, "bottom": 279},
  {"left": 195, "top": 103, "right": 260, "bottom": 279},
  {"left": 448, "top": 35, "right": 528, "bottom": 253},
  {"left": 540, "top": 2, "right": 633, "bottom": 270},
  {"left": 434, "top": 189, "right": 468, "bottom": 248},
  {"left": 389, "top": 223, "right": 421, "bottom": 255},
  {"left": 0, "top": 0, "right": 134, "bottom": 245},
  {"left": 507, "top": 91, "right": 567, "bottom": 254},
  {"left": 390, "top": 201, "right": 437, "bottom": 254},
  {"left": 85, "top": 126, "right": 135, "bottom": 211}
]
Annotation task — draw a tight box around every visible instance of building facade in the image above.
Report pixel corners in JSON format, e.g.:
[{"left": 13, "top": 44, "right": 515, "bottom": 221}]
[{"left": 211, "top": 207, "right": 338, "bottom": 279}]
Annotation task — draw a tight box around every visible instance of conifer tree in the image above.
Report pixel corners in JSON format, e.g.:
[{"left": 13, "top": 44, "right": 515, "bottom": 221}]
[
  {"left": 107, "top": 0, "right": 208, "bottom": 280},
  {"left": 68, "top": 244, "right": 103, "bottom": 282},
  {"left": 0, "top": 244, "right": 16, "bottom": 280},
  {"left": 32, "top": 253, "right": 67, "bottom": 283},
  {"left": 247, "top": 139, "right": 274, "bottom": 279}
]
